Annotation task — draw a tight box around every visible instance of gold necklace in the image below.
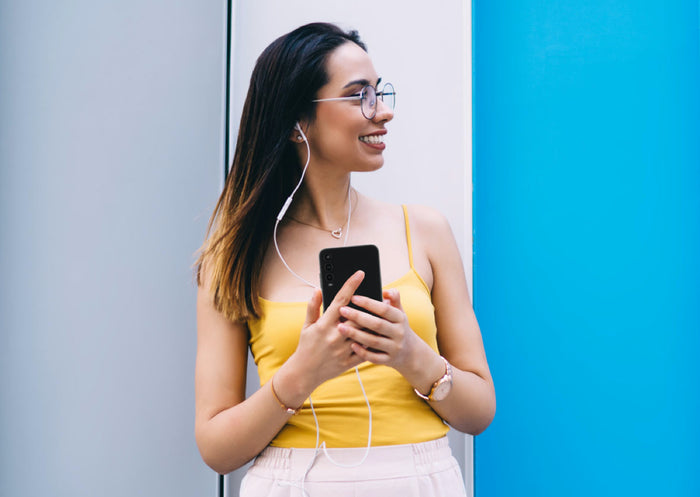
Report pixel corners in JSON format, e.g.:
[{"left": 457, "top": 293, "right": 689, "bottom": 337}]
[
  {"left": 288, "top": 190, "right": 357, "bottom": 239},
  {"left": 288, "top": 216, "right": 345, "bottom": 238}
]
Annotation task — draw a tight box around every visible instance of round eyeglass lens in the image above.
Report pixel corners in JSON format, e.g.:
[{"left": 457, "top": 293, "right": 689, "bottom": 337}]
[
  {"left": 361, "top": 85, "right": 377, "bottom": 119},
  {"left": 381, "top": 83, "right": 395, "bottom": 112}
]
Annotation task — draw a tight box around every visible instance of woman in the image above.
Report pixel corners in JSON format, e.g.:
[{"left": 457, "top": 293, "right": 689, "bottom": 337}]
[{"left": 195, "top": 22, "right": 495, "bottom": 496}]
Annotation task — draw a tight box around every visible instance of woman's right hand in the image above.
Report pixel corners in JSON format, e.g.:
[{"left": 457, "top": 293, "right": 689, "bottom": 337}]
[{"left": 271, "top": 270, "right": 367, "bottom": 408}]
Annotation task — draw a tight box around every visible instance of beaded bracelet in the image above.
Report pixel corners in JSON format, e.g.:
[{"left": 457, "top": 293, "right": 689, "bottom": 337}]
[{"left": 270, "top": 375, "right": 302, "bottom": 415}]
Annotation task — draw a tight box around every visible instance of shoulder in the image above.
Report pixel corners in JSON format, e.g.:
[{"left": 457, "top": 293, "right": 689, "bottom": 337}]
[
  {"left": 356, "top": 194, "right": 455, "bottom": 252},
  {"left": 403, "top": 204, "right": 460, "bottom": 273},
  {"left": 360, "top": 195, "right": 450, "bottom": 230},
  {"left": 403, "top": 204, "right": 453, "bottom": 242}
]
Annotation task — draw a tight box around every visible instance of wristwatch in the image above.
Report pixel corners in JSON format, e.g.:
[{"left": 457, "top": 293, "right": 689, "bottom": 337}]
[{"left": 414, "top": 356, "right": 453, "bottom": 402}]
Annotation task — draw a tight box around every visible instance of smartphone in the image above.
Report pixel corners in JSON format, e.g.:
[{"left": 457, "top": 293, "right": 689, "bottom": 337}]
[{"left": 319, "top": 244, "right": 383, "bottom": 312}]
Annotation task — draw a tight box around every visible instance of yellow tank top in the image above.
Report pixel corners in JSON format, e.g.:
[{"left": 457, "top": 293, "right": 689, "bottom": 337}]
[{"left": 248, "top": 206, "right": 449, "bottom": 448}]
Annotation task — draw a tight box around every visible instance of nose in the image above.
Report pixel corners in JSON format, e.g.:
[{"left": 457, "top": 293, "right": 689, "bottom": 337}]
[{"left": 372, "top": 97, "right": 394, "bottom": 123}]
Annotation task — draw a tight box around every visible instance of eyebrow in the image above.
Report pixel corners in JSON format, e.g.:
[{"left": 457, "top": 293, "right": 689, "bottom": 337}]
[{"left": 342, "top": 77, "right": 382, "bottom": 89}]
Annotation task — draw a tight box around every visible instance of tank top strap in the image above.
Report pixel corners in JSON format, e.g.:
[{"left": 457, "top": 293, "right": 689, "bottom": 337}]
[{"left": 402, "top": 204, "right": 415, "bottom": 270}]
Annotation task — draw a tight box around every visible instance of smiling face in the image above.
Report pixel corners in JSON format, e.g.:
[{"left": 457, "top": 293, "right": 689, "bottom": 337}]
[{"left": 303, "top": 42, "right": 394, "bottom": 175}]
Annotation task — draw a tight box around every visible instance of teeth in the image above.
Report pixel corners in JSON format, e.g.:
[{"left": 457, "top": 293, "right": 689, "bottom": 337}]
[{"left": 359, "top": 134, "right": 384, "bottom": 144}]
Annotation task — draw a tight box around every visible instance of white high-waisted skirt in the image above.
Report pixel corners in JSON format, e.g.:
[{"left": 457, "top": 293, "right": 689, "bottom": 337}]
[{"left": 240, "top": 436, "right": 467, "bottom": 497}]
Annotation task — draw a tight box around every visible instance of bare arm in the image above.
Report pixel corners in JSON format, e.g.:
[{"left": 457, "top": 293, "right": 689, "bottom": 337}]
[
  {"left": 194, "top": 279, "right": 289, "bottom": 474},
  {"left": 421, "top": 206, "right": 496, "bottom": 433},
  {"left": 195, "top": 269, "right": 367, "bottom": 474},
  {"left": 338, "top": 206, "right": 496, "bottom": 435}
]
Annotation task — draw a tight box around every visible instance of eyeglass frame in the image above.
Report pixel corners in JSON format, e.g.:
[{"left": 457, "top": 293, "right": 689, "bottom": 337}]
[{"left": 312, "top": 82, "right": 396, "bottom": 120}]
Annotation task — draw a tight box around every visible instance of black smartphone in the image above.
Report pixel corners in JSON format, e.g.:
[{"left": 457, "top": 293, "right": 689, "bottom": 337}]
[{"left": 319, "top": 244, "right": 383, "bottom": 312}]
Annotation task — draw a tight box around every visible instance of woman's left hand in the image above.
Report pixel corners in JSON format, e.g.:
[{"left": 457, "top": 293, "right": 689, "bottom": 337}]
[{"left": 337, "top": 289, "right": 433, "bottom": 377}]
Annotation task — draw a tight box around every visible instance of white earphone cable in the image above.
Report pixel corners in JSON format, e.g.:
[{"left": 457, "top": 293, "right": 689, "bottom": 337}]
[
  {"left": 274, "top": 125, "right": 319, "bottom": 289},
  {"left": 274, "top": 124, "right": 372, "bottom": 495}
]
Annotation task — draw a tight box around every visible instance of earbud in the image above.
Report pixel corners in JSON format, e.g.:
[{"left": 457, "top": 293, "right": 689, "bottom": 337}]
[{"left": 294, "top": 122, "right": 306, "bottom": 143}]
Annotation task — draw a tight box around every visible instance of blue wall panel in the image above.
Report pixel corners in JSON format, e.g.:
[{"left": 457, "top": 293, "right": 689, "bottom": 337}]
[{"left": 473, "top": 1, "right": 700, "bottom": 495}]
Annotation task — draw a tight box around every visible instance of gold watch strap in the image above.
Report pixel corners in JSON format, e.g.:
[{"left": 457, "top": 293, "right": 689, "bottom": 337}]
[{"left": 414, "top": 356, "right": 450, "bottom": 401}]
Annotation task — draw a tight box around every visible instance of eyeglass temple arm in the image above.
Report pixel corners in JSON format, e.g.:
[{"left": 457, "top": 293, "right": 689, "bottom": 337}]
[
  {"left": 311, "top": 96, "right": 362, "bottom": 103},
  {"left": 313, "top": 92, "right": 394, "bottom": 103}
]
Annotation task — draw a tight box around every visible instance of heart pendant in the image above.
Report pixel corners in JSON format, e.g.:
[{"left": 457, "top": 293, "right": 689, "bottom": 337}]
[{"left": 331, "top": 228, "right": 342, "bottom": 239}]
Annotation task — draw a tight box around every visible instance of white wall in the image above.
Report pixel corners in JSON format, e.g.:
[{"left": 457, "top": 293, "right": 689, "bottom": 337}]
[
  {"left": 0, "top": 2, "right": 225, "bottom": 496},
  {"left": 227, "top": 1, "right": 473, "bottom": 495}
]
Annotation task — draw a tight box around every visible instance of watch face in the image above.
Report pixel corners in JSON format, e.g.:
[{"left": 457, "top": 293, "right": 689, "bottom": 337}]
[{"left": 430, "top": 379, "right": 452, "bottom": 401}]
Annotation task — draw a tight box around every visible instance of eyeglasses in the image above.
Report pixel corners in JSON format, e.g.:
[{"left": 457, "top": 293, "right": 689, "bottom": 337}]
[{"left": 312, "top": 82, "right": 396, "bottom": 120}]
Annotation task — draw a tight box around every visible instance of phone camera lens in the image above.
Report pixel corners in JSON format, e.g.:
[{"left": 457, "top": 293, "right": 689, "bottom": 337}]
[
  {"left": 323, "top": 253, "right": 332, "bottom": 261},
  {"left": 325, "top": 273, "right": 334, "bottom": 281},
  {"left": 324, "top": 263, "right": 333, "bottom": 272}
]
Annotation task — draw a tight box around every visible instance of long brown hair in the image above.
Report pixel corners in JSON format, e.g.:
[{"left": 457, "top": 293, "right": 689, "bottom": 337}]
[{"left": 196, "top": 23, "right": 366, "bottom": 322}]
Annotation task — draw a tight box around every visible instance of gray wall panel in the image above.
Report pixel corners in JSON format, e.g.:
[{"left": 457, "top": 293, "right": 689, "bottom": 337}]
[{"left": 0, "top": 2, "right": 223, "bottom": 495}]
